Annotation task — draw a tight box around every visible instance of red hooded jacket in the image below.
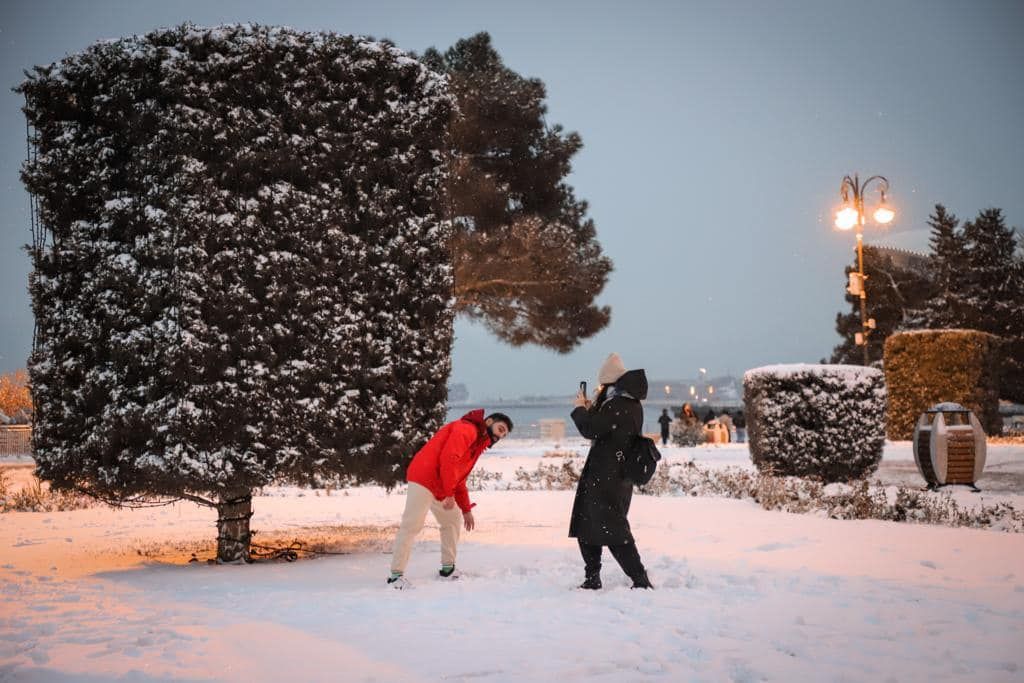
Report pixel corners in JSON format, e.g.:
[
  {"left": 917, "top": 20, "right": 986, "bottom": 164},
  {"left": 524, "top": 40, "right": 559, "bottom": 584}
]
[{"left": 406, "top": 409, "right": 492, "bottom": 513}]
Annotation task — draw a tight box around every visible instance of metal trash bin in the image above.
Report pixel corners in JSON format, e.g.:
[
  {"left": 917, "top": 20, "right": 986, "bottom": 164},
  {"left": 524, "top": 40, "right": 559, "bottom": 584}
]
[
  {"left": 703, "top": 420, "right": 729, "bottom": 444},
  {"left": 912, "top": 402, "right": 987, "bottom": 489}
]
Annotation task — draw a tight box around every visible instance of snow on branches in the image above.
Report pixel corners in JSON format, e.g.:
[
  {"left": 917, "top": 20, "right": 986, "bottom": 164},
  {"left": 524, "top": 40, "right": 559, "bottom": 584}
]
[
  {"left": 744, "top": 364, "right": 886, "bottom": 482},
  {"left": 19, "top": 24, "right": 456, "bottom": 502}
]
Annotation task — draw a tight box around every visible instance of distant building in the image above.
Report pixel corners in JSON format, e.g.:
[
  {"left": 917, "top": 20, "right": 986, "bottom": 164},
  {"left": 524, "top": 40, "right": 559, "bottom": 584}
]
[{"left": 870, "top": 245, "right": 930, "bottom": 277}]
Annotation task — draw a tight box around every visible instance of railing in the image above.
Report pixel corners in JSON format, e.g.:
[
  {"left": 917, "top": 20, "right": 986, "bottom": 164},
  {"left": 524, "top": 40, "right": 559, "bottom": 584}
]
[{"left": 0, "top": 425, "right": 32, "bottom": 458}]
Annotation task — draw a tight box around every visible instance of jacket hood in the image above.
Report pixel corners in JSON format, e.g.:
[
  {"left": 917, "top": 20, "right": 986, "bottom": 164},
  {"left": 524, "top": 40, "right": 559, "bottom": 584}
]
[
  {"left": 460, "top": 409, "right": 486, "bottom": 429},
  {"left": 614, "top": 369, "right": 648, "bottom": 400}
]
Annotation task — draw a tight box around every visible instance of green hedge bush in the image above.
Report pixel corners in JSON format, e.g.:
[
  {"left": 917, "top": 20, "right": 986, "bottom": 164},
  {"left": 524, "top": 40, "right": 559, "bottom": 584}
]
[{"left": 884, "top": 330, "right": 1002, "bottom": 439}]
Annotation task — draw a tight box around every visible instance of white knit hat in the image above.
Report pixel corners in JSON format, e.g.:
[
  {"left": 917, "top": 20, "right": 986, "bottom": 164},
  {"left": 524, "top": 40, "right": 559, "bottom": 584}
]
[{"left": 598, "top": 352, "right": 627, "bottom": 385}]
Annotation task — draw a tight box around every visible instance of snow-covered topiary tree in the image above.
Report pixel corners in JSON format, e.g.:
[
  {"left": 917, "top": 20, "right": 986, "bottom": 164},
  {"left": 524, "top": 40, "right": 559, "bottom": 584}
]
[
  {"left": 743, "top": 364, "right": 886, "bottom": 482},
  {"left": 19, "top": 24, "right": 455, "bottom": 562}
]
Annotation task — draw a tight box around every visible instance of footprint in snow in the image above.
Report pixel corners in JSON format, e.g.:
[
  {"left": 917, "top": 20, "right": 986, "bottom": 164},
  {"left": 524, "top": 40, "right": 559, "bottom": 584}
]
[{"left": 920, "top": 560, "right": 938, "bottom": 570}]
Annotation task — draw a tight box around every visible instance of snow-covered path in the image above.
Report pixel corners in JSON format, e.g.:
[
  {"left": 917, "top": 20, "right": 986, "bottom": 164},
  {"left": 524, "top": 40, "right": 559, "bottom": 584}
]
[{"left": 3, "top": 442, "right": 1024, "bottom": 681}]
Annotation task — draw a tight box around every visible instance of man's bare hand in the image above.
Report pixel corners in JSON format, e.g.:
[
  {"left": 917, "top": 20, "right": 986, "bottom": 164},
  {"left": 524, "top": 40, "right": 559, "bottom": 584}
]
[
  {"left": 463, "top": 510, "right": 475, "bottom": 531},
  {"left": 442, "top": 496, "right": 456, "bottom": 510}
]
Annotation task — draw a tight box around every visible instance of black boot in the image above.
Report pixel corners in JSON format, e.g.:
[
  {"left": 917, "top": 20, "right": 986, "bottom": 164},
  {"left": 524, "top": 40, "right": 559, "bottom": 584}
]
[
  {"left": 630, "top": 571, "right": 653, "bottom": 589},
  {"left": 608, "top": 542, "right": 651, "bottom": 589},
  {"left": 578, "top": 541, "right": 603, "bottom": 590}
]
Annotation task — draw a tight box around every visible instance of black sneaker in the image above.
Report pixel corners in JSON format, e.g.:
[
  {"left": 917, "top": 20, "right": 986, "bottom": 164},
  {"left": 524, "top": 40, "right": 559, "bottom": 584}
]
[
  {"left": 439, "top": 565, "right": 461, "bottom": 579},
  {"left": 578, "top": 576, "right": 602, "bottom": 590}
]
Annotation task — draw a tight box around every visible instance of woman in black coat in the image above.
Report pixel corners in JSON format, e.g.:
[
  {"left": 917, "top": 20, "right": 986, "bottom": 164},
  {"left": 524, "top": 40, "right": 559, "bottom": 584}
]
[{"left": 569, "top": 363, "right": 653, "bottom": 590}]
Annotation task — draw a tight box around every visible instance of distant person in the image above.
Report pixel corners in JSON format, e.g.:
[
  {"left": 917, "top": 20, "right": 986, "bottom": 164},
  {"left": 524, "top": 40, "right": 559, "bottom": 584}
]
[
  {"left": 570, "top": 353, "right": 653, "bottom": 590},
  {"left": 703, "top": 409, "right": 717, "bottom": 425},
  {"left": 718, "top": 410, "right": 734, "bottom": 442},
  {"left": 386, "top": 410, "right": 513, "bottom": 589},
  {"left": 734, "top": 409, "right": 747, "bottom": 443},
  {"left": 680, "top": 403, "right": 699, "bottom": 426},
  {"left": 658, "top": 408, "right": 672, "bottom": 446}
]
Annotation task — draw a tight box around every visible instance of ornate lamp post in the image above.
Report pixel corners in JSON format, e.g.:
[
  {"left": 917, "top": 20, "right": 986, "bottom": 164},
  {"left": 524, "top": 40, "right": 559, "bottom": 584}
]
[{"left": 834, "top": 173, "right": 895, "bottom": 365}]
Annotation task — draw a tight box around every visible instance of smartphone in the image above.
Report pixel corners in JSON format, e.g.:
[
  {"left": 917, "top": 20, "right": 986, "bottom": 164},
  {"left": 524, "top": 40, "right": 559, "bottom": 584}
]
[{"left": 579, "top": 381, "right": 587, "bottom": 396}]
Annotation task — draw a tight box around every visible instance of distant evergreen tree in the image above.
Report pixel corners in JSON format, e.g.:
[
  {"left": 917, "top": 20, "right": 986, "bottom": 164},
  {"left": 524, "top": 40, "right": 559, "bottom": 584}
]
[
  {"left": 958, "top": 209, "right": 1024, "bottom": 401},
  {"left": 895, "top": 205, "right": 1023, "bottom": 401},
  {"left": 421, "top": 33, "right": 612, "bottom": 352},
  {"left": 958, "top": 209, "right": 1017, "bottom": 327},
  {"left": 905, "top": 205, "right": 966, "bottom": 328},
  {"left": 19, "top": 25, "right": 455, "bottom": 562},
  {"left": 830, "top": 246, "right": 932, "bottom": 365}
]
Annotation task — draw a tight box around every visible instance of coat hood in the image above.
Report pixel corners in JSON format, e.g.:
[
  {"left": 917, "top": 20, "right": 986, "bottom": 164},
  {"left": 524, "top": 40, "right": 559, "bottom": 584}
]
[
  {"left": 460, "top": 409, "right": 486, "bottom": 430},
  {"left": 614, "top": 369, "right": 648, "bottom": 400}
]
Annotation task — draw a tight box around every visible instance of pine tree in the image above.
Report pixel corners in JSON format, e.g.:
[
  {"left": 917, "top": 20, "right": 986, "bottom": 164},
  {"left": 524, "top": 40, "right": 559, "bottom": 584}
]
[
  {"left": 422, "top": 33, "right": 612, "bottom": 352},
  {"left": 902, "top": 205, "right": 965, "bottom": 328},
  {"left": 19, "top": 25, "right": 455, "bottom": 562},
  {"left": 900, "top": 205, "right": 1024, "bottom": 402},
  {"left": 959, "top": 209, "right": 1024, "bottom": 401},
  {"left": 959, "top": 209, "right": 1017, "bottom": 327}
]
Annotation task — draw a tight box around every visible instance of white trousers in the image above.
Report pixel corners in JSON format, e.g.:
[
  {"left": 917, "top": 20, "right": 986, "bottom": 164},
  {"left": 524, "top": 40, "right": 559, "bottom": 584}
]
[{"left": 389, "top": 482, "right": 463, "bottom": 574}]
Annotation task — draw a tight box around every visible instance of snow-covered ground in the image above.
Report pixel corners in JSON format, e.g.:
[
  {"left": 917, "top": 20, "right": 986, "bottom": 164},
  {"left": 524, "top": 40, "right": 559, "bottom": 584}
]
[{"left": 2, "top": 441, "right": 1023, "bottom": 682}]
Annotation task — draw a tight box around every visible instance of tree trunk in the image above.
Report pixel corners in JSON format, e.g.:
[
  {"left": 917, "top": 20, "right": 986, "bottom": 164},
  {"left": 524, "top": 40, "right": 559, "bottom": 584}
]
[{"left": 216, "top": 490, "right": 252, "bottom": 563}]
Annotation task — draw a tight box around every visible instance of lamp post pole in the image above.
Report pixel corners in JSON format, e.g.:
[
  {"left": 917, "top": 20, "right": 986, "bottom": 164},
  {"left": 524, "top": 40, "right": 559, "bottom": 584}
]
[{"left": 835, "top": 173, "right": 894, "bottom": 366}]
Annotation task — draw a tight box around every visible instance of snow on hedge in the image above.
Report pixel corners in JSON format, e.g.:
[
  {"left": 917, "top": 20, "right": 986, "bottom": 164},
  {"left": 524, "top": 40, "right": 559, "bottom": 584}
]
[
  {"left": 18, "top": 24, "right": 456, "bottom": 501},
  {"left": 743, "top": 364, "right": 886, "bottom": 481}
]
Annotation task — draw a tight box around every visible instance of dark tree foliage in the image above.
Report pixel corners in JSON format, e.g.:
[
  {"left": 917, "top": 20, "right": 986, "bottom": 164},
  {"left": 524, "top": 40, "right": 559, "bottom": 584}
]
[
  {"left": 830, "top": 246, "right": 933, "bottom": 366},
  {"left": 956, "top": 209, "right": 1024, "bottom": 401},
  {"left": 421, "top": 33, "right": 612, "bottom": 353},
  {"left": 903, "top": 207, "right": 1024, "bottom": 401},
  {"left": 905, "top": 205, "right": 967, "bottom": 329},
  {"left": 19, "top": 24, "right": 455, "bottom": 560},
  {"left": 833, "top": 204, "right": 1024, "bottom": 401}
]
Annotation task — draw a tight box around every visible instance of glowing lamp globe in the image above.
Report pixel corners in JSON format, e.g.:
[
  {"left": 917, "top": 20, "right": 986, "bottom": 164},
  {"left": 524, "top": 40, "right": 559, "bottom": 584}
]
[
  {"left": 873, "top": 206, "right": 895, "bottom": 224},
  {"left": 834, "top": 206, "right": 859, "bottom": 230}
]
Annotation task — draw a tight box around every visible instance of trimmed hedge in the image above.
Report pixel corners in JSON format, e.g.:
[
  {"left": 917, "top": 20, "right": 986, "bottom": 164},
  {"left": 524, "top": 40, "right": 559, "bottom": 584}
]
[
  {"left": 884, "top": 330, "right": 1002, "bottom": 439},
  {"left": 744, "top": 364, "right": 886, "bottom": 482}
]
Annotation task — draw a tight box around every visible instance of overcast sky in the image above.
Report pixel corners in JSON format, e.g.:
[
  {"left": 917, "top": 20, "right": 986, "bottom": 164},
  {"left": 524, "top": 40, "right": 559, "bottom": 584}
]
[{"left": 1, "top": 0, "right": 1022, "bottom": 401}]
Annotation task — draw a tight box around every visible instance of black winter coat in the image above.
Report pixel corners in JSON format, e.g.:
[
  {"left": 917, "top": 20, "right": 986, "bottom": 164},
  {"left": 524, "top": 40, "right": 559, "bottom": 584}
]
[{"left": 569, "top": 369, "right": 648, "bottom": 545}]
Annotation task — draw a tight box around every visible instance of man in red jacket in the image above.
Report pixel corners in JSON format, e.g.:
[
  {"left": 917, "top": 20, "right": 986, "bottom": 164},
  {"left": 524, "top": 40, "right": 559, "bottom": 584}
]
[{"left": 387, "top": 410, "right": 513, "bottom": 588}]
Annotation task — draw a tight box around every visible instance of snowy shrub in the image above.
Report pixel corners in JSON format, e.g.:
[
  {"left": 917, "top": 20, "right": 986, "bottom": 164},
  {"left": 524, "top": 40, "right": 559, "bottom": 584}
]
[
  {"left": 661, "top": 463, "right": 1023, "bottom": 532},
  {"left": 743, "top": 364, "right": 886, "bottom": 482},
  {"left": 542, "top": 448, "right": 579, "bottom": 458},
  {"left": 513, "top": 460, "right": 581, "bottom": 490},
  {"left": 492, "top": 459, "right": 1023, "bottom": 532},
  {"left": 18, "top": 25, "right": 454, "bottom": 559},
  {"left": 670, "top": 419, "right": 706, "bottom": 447},
  {"left": 884, "top": 330, "right": 1002, "bottom": 439},
  {"left": 0, "top": 472, "right": 94, "bottom": 513},
  {"left": 465, "top": 468, "right": 504, "bottom": 489}
]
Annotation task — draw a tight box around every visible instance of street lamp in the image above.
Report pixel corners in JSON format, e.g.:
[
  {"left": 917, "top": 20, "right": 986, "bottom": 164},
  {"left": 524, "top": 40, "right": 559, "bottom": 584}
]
[{"left": 834, "top": 173, "right": 895, "bottom": 365}]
